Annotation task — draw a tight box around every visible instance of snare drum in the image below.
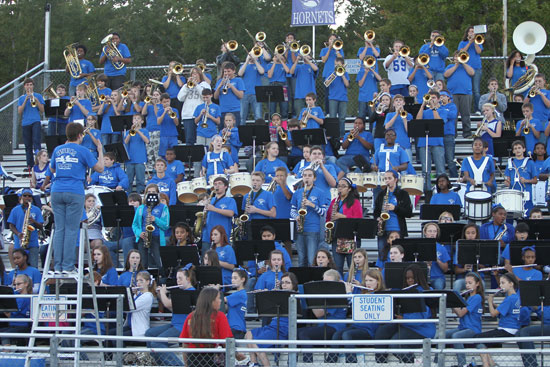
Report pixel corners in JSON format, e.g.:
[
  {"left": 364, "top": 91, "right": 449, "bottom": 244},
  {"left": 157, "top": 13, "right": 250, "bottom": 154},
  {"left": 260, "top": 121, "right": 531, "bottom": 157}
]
[
  {"left": 363, "top": 172, "right": 379, "bottom": 189},
  {"left": 85, "top": 185, "right": 113, "bottom": 206},
  {"left": 191, "top": 177, "right": 207, "bottom": 194},
  {"left": 400, "top": 175, "right": 424, "bottom": 196},
  {"left": 494, "top": 189, "right": 524, "bottom": 218},
  {"left": 464, "top": 190, "right": 492, "bottom": 221},
  {"left": 348, "top": 173, "right": 367, "bottom": 192},
  {"left": 177, "top": 181, "right": 198, "bottom": 203},
  {"left": 208, "top": 174, "right": 227, "bottom": 188},
  {"left": 229, "top": 173, "right": 252, "bottom": 196}
]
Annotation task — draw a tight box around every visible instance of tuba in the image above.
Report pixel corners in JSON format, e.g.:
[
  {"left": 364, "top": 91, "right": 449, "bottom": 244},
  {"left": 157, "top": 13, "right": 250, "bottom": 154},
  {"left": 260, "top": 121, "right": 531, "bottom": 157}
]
[
  {"left": 42, "top": 82, "right": 59, "bottom": 99},
  {"left": 64, "top": 43, "right": 82, "bottom": 79},
  {"left": 101, "top": 34, "right": 125, "bottom": 70}
]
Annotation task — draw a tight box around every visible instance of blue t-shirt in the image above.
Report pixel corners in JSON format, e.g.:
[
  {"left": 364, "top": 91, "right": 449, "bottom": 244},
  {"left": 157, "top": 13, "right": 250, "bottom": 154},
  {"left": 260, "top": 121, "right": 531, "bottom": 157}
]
[
  {"left": 50, "top": 142, "right": 97, "bottom": 195},
  {"left": 511, "top": 65, "right": 528, "bottom": 87},
  {"left": 384, "top": 112, "right": 411, "bottom": 149},
  {"left": 516, "top": 119, "right": 543, "bottom": 154},
  {"left": 226, "top": 289, "right": 247, "bottom": 332},
  {"left": 254, "top": 159, "right": 289, "bottom": 183},
  {"left": 430, "top": 243, "right": 450, "bottom": 279},
  {"left": 407, "top": 67, "right": 431, "bottom": 99},
  {"left": 419, "top": 44, "right": 449, "bottom": 73},
  {"left": 97, "top": 87, "right": 112, "bottom": 98},
  {"left": 273, "top": 184, "right": 291, "bottom": 219},
  {"left": 157, "top": 107, "right": 179, "bottom": 137},
  {"left": 458, "top": 40, "right": 483, "bottom": 70},
  {"left": 497, "top": 293, "right": 521, "bottom": 330},
  {"left": 319, "top": 47, "right": 344, "bottom": 78},
  {"left": 247, "top": 242, "right": 292, "bottom": 276},
  {"left": 442, "top": 102, "right": 458, "bottom": 135},
  {"left": 373, "top": 143, "right": 409, "bottom": 172},
  {"left": 9, "top": 297, "right": 30, "bottom": 327},
  {"left": 255, "top": 269, "right": 283, "bottom": 291},
  {"left": 4, "top": 266, "right": 42, "bottom": 287},
  {"left": 402, "top": 286, "right": 436, "bottom": 338},
  {"left": 445, "top": 64, "right": 472, "bottom": 95},
  {"left": 193, "top": 103, "right": 221, "bottom": 138},
  {"left": 417, "top": 107, "right": 447, "bottom": 147},
  {"left": 7, "top": 204, "right": 44, "bottom": 249},
  {"left": 357, "top": 67, "right": 378, "bottom": 103},
  {"left": 430, "top": 191, "right": 462, "bottom": 206},
  {"left": 327, "top": 72, "right": 349, "bottom": 102},
  {"left": 101, "top": 42, "right": 131, "bottom": 76},
  {"left": 242, "top": 63, "right": 263, "bottom": 95},
  {"left": 202, "top": 196, "right": 237, "bottom": 244},
  {"left": 480, "top": 222, "right": 515, "bottom": 260},
  {"left": 298, "top": 106, "right": 324, "bottom": 129},
  {"left": 215, "top": 77, "right": 245, "bottom": 113},
  {"left": 166, "top": 160, "right": 185, "bottom": 181},
  {"left": 99, "top": 104, "right": 118, "bottom": 134},
  {"left": 100, "top": 267, "right": 119, "bottom": 285},
  {"left": 215, "top": 244, "right": 237, "bottom": 285},
  {"left": 513, "top": 267, "right": 543, "bottom": 281},
  {"left": 343, "top": 131, "right": 374, "bottom": 158},
  {"left": 242, "top": 190, "right": 275, "bottom": 220},
  {"left": 267, "top": 63, "right": 287, "bottom": 84},
  {"left": 125, "top": 129, "right": 150, "bottom": 164},
  {"left": 18, "top": 93, "right": 45, "bottom": 126},
  {"left": 458, "top": 294, "right": 483, "bottom": 334},
  {"left": 227, "top": 127, "right": 242, "bottom": 164},
  {"left": 161, "top": 75, "right": 185, "bottom": 99},
  {"left": 144, "top": 104, "right": 162, "bottom": 132},
  {"left": 291, "top": 186, "right": 329, "bottom": 232},
  {"left": 295, "top": 161, "right": 337, "bottom": 192},
  {"left": 201, "top": 151, "right": 234, "bottom": 180},
  {"left": 70, "top": 59, "right": 96, "bottom": 87},
  {"left": 147, "top": 175, "right": 177, "bottom": 205},
  {"left": 81, "top": 128, "right": 101, "bottom": 155},
  {"left": 68, "top": 99, "right": 93, "bottom": 123},
  {"left": 293, "top": 64, "right": 317, "bottom": 99}
]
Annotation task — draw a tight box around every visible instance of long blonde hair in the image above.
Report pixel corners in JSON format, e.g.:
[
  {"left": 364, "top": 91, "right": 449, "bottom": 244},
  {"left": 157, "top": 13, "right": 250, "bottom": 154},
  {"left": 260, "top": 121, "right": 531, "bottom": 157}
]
[{"left": 348, "top": 248, "right": 369, "bottom": 281}]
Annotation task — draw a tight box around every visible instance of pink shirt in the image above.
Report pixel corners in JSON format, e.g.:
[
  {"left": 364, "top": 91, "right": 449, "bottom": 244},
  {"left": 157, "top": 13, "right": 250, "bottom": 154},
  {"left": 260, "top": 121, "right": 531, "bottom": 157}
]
[{"left": 326, "top": 198, "right": 362, "bottom": 221}]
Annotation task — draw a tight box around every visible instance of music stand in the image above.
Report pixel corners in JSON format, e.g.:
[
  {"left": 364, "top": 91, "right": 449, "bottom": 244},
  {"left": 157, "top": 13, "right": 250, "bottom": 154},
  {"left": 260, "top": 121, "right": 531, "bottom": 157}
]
[
  {"left": 98, "top": 191, "right": 128, "bottom": 207},
  {"left": 104, "top": 142, "right": 129, "bottom": 163},
  {"left": 171, "top": 289, "right": 199, "bottom": 314},
  {"left": 438, "top": 223, "right": 466, "bottom": 245},
  {"left": 373, "top": 117, "right": 387, "bottom": 140},
  {"left": 110, "top": 115, "right": 133, "bottom": 133},
  {"left": 503, "top": 102, "right": 524, "bottom": 121},
  {"left": 44, "top": 98, "right": 69, "bottom": 118},
  {"left": 290, "top": 128, "right": 326, "bottom": 147},
  {"left": 45, "top": 135, "right": 67, "bottom": 155},
  {"left": 384, "top": 262, "right": 429, "bottom": 289},
  {"left": 169, "top": 205, "right": 203, "bottom": 227},
  {"left": 0, "top": 286, "right": 18, "bottom": 312},
  {"left": 519, "top": 280, "right": 550, "bottom": 366},
  {"left": 408, "top": 119, "right": 444, "bottom": 189},
  {"left": 494, "top": 136, "right": 525, "bottom": 159},
  {"left": 393, "top": 238, "right": 437, "bottom": 262},
  {"left": 419, "top": 204, "right": 461, "bottom": 221},
  {"left": 238, "top": 124, "right": 270, "bottom": 168},
  {"left": 516, "top": 219, "right": 550, "bottom": 240},
  {"left": 195, "top": 266, "right": 223, "bottom": 288},
  {"left": 173, "top": 145, "right": 206, "bottom": 180},
  {"left": 290, "top": 267, "right": 330, "bottom": 284},
  {"left": 250, "top": 219, "right": 292, "bottom": 241},
  {"left": 101, "top": 205, "right": 134, "bottom": 258},
  {"left": 334, "top": 218, "right": 377, "bottom": 241},
  {"left": 233, "top": 240, "right": 275, "bottom": 267},
  {"left": 378, "top": 289, "right": 425, "bottom": 314},
  {"left": 255, "top": 86, "right": 285, "bottom": 108},
  {"left": 323, "top": 118, "right": 340, "bottom": 139},
  {"left": 404, "top": 103, "right": 422, "bottom": 118},
  {"left": 456, "top": 240, "right": 499, "bottom": 269},
  {"left": 160, "top": 246, "right": 201, "bottom": 280},
  {"left": 423, "top": 289, "right": 467, "bottom": 309},
  {"left": 509, "top": 240, "right": 550, "bottom": 266}
]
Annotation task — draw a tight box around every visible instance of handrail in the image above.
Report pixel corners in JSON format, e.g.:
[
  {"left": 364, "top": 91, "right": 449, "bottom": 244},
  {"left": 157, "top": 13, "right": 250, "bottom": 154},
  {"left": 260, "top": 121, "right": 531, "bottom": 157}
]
[{"left": 0, "top": 62, "right": 45, "bottom": 94}]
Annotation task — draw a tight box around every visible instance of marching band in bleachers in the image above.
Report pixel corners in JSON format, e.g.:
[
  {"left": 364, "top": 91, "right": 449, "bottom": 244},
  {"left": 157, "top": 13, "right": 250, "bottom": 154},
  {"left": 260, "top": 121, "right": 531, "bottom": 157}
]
[{"left": 6, "top": 20, "right": 550, "bottom": 366}]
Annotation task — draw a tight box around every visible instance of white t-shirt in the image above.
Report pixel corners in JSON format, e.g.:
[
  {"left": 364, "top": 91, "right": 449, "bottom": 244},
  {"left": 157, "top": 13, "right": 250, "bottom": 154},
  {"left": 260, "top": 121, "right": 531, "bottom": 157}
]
[
  {"left": 178, "top": 81, "right": 211, "bottom": 120},
  {"left": 125, "top": 291, "right": 153, "bottom": 337},
  {"left": 384, "top": 55, "right": 412, "bottom": 86}
]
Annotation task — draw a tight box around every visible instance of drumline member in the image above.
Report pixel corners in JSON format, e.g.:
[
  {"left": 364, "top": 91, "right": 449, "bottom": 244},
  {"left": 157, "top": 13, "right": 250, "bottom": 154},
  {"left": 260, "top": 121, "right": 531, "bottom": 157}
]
[
  {"left": 516, "top": 103, "right": 542, "bottom": 156},
  {"left": 50, "top": 122, "right": 103, "bottom": 274},
  {"left": 525, "top": 73, "right": 550, "bottom": 126},
  {"left": 373, "top": 170, "right": 413, "bottom": 259},
  {"left": 201, "top": 177, "right": 237, "bottom": 255},
  {"left": 504, "top": 140, "right": 538, "bottom": 215},
  {"left": 336, "top": 117, "right": 374, "bottom": 174},
  {"left": 201, "top": 135, "right": 237, "bottom": 181},
  {"left": 254, "top": 142, "right": 289, "bottom": 184},
  {"left": 241, "top": 171, "right": 276, "bottom": 221},
  {"left": 479, "top": 78, "right": 508, "bottom": 122},
  {"left": 147, "top": 158, "right": 177, "bottom": 205},
  {"left": 214, "top": 62, "right": 245, "bottom": 125},
  {"left": 291, "top": 168, "right": 329, "bottom": 267},
  {"left": 418, "top": 30, "right": 449, "bottom": 81},
  {"left": 444, "top": 50, "right": 475, "bottom": 138},
  {"left": 430, "top": 173, "right": 462, "bottom": 206},
  {"left": 238, "top": 48, "right": 265, "bottom": 125},
  {"left": 99, "top": 32, "right": 132, "bottom": 90},
  {"left": 416, "top": 90, "right": 447, "bottom": 192},
  {"left": 89, "top": 151, "right": 129, "bottom": 191},
  {"left": 67, "top": 44, "right": 95, "bottom": 96},
  {"left": 371, "top": 128, "right": 409, "bottom": 174},
  {"left": 460, "top": 138, "right": 496, "bottom": 193},
  {"left": 18, "top": 78, "right": 45, "bottom": 170}
]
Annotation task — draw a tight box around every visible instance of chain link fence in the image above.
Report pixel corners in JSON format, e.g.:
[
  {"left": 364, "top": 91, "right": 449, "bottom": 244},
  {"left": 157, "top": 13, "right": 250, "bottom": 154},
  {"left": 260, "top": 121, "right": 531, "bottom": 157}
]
[{"left": 2, "top": 55, "right": 550, "bottom": 156}]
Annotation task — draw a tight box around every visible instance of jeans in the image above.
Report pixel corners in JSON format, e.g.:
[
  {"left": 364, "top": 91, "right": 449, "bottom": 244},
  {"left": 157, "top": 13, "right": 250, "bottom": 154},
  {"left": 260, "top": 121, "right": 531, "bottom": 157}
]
[
  {"left": 23, "top": 122, "right": 41, "bottom": 167},
  {"left": 101, "top": 133, "right": 121, "bottom": 147},
  {"left": 296, "top": 232, "right": 320, "bottom": 267},
  {"left": 245, "top": 276, "right": 257, "bottom": 313},
  {"left": 358, "top": 101, "right": 368, "bottom": 120},
  {"left": 269, "top": 99, "right": 289, "bottom": 121},
  {"left": 104, "top": 240, "right": 122, "bottom": 267},
  {"left": 48, "top": 121, "right": 68, "bottom": 136},
  {"left": 328, "top": 100, "right": 347, "bottom": 137},
  {"left": 336, "top": 155, "right": 362, "bottom": 174},
  {"left": 374, "top": 323, "right": 425, "bottom": 363},
  {"left": 518, "top": 324, "right": 550, "bottom": 367},
  {"left": 453, "top": 94, "right": 472, "bottom": 137},
  {"left": 472, "top": 68, "right": 482, "bottom": 112},
  {"left": 106, "top": 75, "right": 126, "bottom": 91},
  {"left": 125, "top": 163, "right": 145, "bottom": 193},
  {"left": 121, "top": 236, "right": 137, "bottom": 263},
  {"left": 390, "top": 84, "right": 409, "bottom": 97},
  {"left": 182, "top": 118, "right": 196, "bottom": 144},
  {"left": 453, "top": 277, "right": 466, "bottom": 293},
  {"left": 68, "top": 84, "right": 77, "bottom": 97},
  {"left": 298, "top": 325, "right": 338, "bottom": 363},
  {"left": 418, "top": 145, "right": 445, "bottom": 192},
  {"left": 221, "top": 112, "right": 241, "bottom": 127},
  {"left": 294, "top": 98, "right": 306, "bottom": 119},
  {"left": 446, "top": 328, "right": 477, "bottom": 366},
  {"left": 443, "top": 135, "right": 458, "bottom": 178},
  {"left": 27, "top": 247, "right": 39, "bottom": 268},
  {"left": 241, "top": 94, "right": 261, "bottom": 125},
  {"left": 138, "top": 236, "right": 162, "bottom": 271},
  {"left": 145, "top": 324, "right": 184, "bottom": 366},
  {"left": 432, "top": 71, "right": 445, "bottom": 81},
  {"left": 287, "top": 76, "right": 296, "bottom": 117},
  {"left": 328, "top": 327, "right": 372, "bottom": 363},
  {"left": 431, "top": 277, "right": 445, "bottom": 290},
  {"left": 51, "top": 192, "right": 85, "bottom": 271},
  {"left": 332, "top": 243, "right": 352, "bottom": 275},
  {"left": 377, "top": 235, "right": 387, "bottom": 260}
]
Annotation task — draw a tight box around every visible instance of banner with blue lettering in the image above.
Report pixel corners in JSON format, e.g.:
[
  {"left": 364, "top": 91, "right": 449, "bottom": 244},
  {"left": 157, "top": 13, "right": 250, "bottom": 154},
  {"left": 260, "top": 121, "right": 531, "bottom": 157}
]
[{"left": 291, "top": 0, "right": 336, "bottom": 27}]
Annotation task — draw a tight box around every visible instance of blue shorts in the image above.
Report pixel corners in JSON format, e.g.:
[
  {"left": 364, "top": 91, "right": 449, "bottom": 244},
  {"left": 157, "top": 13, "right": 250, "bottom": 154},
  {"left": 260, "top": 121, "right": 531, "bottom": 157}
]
[{"left": 159, "top": 136, "right": 178, "bottom": 157}]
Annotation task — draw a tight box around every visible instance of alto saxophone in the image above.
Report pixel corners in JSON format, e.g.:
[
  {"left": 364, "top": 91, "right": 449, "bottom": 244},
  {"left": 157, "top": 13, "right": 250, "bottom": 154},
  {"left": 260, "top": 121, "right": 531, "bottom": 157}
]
[
  {"left": 21, "top": 204, "right": 35, "bottom": 249},
  {"left": 296, "top": 185, "right": 309, "bottom": 234},
  {"left": 495, "top": 226, "right": 507, "bottom": 241},
  {"left": 144, "top": 205, "right": 155, "bottom": 249},
  {"left": 194, "top": 191, "right": 215, "bottom": 241},
  {"left": 377, "top": 189, "right": 390, "bottom": 237},
  {"left": 325, "top": 195, "right": 339, "bottom": 243},
  {"left": 234, "top": 193, "right": 251, "bottom": 241}
]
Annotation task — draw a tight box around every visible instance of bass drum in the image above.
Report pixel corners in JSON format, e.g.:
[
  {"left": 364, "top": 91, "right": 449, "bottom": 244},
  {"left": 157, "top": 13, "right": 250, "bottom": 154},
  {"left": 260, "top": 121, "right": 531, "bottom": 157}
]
[
  {"left": 464, "top": 190, "right": 492, "bottom": 221},
  {"left": 494, "top": 189, "right": 524, "bottom": 218},
  {"left": 85, "top": 185, "right": 113, "bottom": 206},
  {"left": 400, "top": 175, "right": 424, "bottom": 196},
  {"left": 177, "top": 181, "right": 198, "bottom": 203},
  {"left": 229, "top": 173, "right": 252, "bottom": 196}
]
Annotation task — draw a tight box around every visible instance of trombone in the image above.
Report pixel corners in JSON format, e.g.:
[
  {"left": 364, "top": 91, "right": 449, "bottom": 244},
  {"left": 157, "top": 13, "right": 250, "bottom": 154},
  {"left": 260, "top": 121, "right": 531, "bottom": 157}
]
[
  {"left": 299, "top": 45, "right": 311, "bottom": 57},
  {"left": 457, "top": 51, "right": 470, "bottom": 64},
  {"left": 221, "top": 39, "right": 239, "bottom": 52},
  {"left": 332, "top": 38, "right": 343, "bottom": 50},
  {"left": 288, "top": 40, "right": 300, "bottom": 52},
  {"left": 274, "top": 44, "right": 287, "bottom": 56},
  {"left": 355, "top": 30, "right": 375, "bottom": 42},
  {"left": 474, "top": 34, "right": 485, "bottom": 45},
  {"left": 242, "top": 44, "right": 262, "bottom": 58},
  {"left": 168, "top": 111, "right": 177, "bottom": 119},
  {"left": 244, "top": 29, "right": 273, "bottom": 55},
  {"left": 323, "top": 64, "right": 346, "bottom": 87},
  {"left": 368, "top": 93, "right": 382, "bottom": 108},
  {"left": 528, "top": 86, "right": 539, "bottom": 98},
  {"left": 418, "top": 53, "right": 430, "bottom": 66},
  {"left": 424, "top": 36, "right": 445, "bottom": 47},
  {"left": 399, "top": 46, "right": 411, "bottom": 57},
  {"left": 363, "top": 55, "right": 376, "bottom": 68}
]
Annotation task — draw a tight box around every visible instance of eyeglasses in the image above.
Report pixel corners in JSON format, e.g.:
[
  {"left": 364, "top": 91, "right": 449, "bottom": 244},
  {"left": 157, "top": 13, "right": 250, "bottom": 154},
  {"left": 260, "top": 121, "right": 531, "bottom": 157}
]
[
  {"left": 337, "top": 185, "right": 349, "bottom": 188},
  {"left": 440, "top": 216, "right": 453, "bottom": 221}
]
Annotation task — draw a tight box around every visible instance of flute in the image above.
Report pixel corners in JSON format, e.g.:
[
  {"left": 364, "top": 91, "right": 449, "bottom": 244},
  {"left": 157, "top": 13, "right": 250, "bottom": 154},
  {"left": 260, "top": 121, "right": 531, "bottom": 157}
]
[
  {"left": 156, "top": 285, "right": 185, "bottom": 291},
  {"left": 351, "top": 284, "right": 374, "bottom": 291},
  {"left": 402, "top": 283, "right": 418, "bottom": 290},
  {"left": 460, "top": 289, "right": 473, "bottom": 297},
  {"left": 478, "top": 264, "right": 537, "bottom": 272}
]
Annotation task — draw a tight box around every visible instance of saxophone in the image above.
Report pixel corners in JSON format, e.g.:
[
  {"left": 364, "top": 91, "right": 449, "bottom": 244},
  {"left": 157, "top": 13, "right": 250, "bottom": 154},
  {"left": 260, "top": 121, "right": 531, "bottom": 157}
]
[
  {"left": 495, "top": 226, "right": 507, "bottom": 241},
  {"left": 296, "top": 185, "right": 309, "bottom": 234},
  {"left": 377, "top": 189, "right": 391, "bottom": 237},
  {"left": 234, "top": 193, "right": 251, "bottom": 241},
  {"left": 194, "top": 191, "right": 215, "bottom": 241},
  {"left": 21, "top": 204, "right": 35, "bottom": 249},
  {"left": 144, "top": 205, "right": 155, "bottom": 249},
  {"left": 325, "top": 195, "right": 339, "bottom": 243}
]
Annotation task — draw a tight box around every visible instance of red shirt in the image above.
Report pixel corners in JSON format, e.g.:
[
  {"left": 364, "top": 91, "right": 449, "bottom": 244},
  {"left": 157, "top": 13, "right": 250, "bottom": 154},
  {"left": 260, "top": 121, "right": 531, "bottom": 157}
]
[
  {"left": 326, "top": 197, "right": 362, "bottom": 221},
  {"left": 180, "top": 311, "right": 233, "bottom": 348}
]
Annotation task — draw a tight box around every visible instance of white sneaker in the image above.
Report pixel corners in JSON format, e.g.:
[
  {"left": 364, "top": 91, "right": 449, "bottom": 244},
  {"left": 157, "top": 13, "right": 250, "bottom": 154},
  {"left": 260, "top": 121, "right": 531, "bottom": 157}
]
[{"left": 236, "top": 355, "right": 250, "bottom": 365}]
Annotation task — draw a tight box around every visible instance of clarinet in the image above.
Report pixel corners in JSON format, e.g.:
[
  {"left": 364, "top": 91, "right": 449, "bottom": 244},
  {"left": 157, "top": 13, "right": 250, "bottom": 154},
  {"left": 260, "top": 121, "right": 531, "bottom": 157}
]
[
  {"left": 12, "top": 265, "right": 18, "bottom": 288},
  {"left": 131, "top": 263, "right": 137, "bottom": 288}
]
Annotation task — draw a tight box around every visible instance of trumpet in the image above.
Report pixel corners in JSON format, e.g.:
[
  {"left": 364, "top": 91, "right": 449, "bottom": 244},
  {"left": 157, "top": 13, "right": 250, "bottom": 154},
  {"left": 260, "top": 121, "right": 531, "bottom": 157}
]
[
  {"left": 274, "top": 44, "right": 287, "bottom": 55},
  {"left": 144, "top": 95, "right": 151, "bottom": 104},
  {"left": 255, "top": 31, "right": 266, "bottom": 42},
  {"left": 186, "top": 79, "right": 195, "bottom": 89},
  {"left": 399, "top": 46, "right": 411, "bottom": 57},
  {"left": 221, "top": 39, "right": 239, "bottom": 52},
  {"left": 332, "top": 38, "right": 343, "bottom": 50},
  {"left": 375, "top": 103, "right": 387, "bottom": 114},
  {"left": 324, "top": 64, "right": 346, "bottom": 87},
  {"left": 347, "top": 128, "right": 357, "bottom": 142},
  {"left": 299, "top": 107, "right": 311, "bottom": 129},
  {"left": 399, "top": 108, "right": 408, "bottom": 118},
  {"left": 426, "top": 36, "right": 446, "bottom": 47},
  {"left": 66, "top": 99, "right": 74, "bottom": 109},
  {"left": 201, "top": 102, "right": 210, "bottom": 129},
  {"left": 168, "top": 111, "right": 177, "bottom": 119},
  {"left": 221, "top": 78, "right": 231, "bottom": 95},
  {"left": 299, "top": 45, "right": 311, "bottom": 57},
  {"left": 278, "top": 126, "right": 287, "bottom": 141},
  {"left": 473, "top": 117, "right": 487, "bottom": 138},
  {"left": 423, "top": 94, "right": 431, "bottom": 103},
  {"left": 523, "top": 118, "right": 531, "bottom": 135},
  {"left": 355, "top": 30, "right": 375, "bottom": 41},
  {"left": 363, "top": 55, "right": 376, "bottom": 68},
  {"left": 121, "top": 89, "right": 129, "bottom": 98},
  {"left": 221, "top": 128, "right": 230, "bottom": 144},
  {"left": 458, "top": 51, "right": 470, "bottom": 63},
  {"left": 30, "top": 94, "right": 37, "bottom": 108},
  {"left": 427, "top": 79, "right": 435, "bottom": 89},
  {"left": 418, "top": 53, "right": 430, "bottom": 66},
  {"left": 368, "top": 93, "right": 382, "bottom": 108},
  {"left": 168, "top": 63, "right": 184, "bottom": 75},
  {"left": 99, "top": 94, "right": 107, "bottom": 103},
  {"left": 474, "top": 34, "right": 485, "bottom": 45},
  {"left": 528, "top": 86, "right": 539, "bottom": 98}
]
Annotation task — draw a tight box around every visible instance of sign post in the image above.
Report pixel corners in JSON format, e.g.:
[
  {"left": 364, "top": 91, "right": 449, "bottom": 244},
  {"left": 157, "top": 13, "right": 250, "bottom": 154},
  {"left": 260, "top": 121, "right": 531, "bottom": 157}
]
[{"left": 291, "top": 0, "right": 336, "bottom": 57}]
